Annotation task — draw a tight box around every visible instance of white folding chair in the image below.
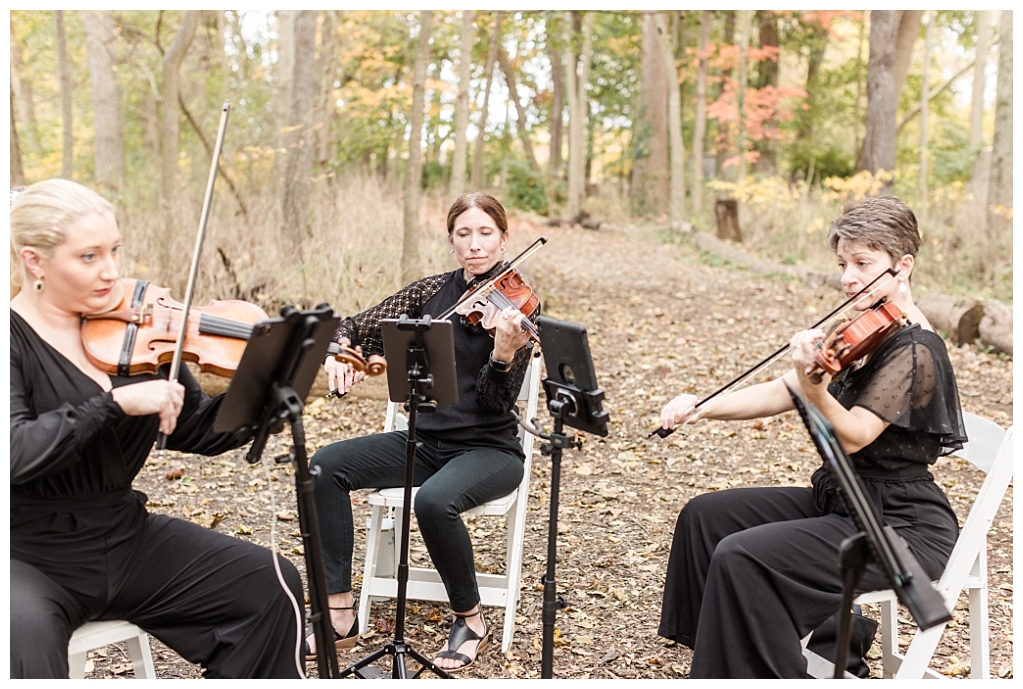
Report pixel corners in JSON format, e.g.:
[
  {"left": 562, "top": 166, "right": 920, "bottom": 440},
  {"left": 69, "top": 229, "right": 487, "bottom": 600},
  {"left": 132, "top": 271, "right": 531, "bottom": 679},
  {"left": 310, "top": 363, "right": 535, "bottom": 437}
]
[
  {"left": 358, "top": 354, "right": 542, "bottom": 652},
  {"left": 68, "top": 620, "right": 156, "bottom": 679},
  {"left": 805, "top": 412, "right": 1014, "bottom": 679}
]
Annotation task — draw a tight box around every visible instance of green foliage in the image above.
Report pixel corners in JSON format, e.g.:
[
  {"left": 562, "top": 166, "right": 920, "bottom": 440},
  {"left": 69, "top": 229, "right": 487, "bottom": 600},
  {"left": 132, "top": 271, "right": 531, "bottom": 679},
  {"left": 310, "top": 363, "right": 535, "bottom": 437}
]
[
  {"left": 502, "top": 159, "right": 548, "bottom": 214},
  {"left": 789, "top": 145, "right": 855, "bottom": 183}
]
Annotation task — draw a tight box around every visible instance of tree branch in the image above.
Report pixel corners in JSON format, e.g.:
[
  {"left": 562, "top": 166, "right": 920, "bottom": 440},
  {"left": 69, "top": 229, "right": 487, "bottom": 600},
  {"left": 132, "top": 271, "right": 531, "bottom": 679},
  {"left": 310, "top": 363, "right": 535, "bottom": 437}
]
[{"left": 897, "top": 59, "right": 975, "bottom": 134}]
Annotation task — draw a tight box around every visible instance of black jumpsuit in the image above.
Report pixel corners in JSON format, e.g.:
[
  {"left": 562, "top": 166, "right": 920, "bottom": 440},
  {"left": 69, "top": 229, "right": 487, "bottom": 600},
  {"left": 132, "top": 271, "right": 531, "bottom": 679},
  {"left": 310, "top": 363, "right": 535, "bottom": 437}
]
[
  {"left": 658, "top": 324, "right": 967, "bottom": 678},
  {"left": 9, "top": 310, "right": 305, "bottom": 678}
]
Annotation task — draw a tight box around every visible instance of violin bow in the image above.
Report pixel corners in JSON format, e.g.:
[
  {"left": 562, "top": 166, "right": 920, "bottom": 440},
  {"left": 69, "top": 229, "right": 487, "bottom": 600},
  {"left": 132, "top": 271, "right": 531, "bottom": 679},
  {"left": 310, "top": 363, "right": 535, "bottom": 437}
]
[
  {"left": 649, "top": 267, "right": 899, "bottom": 439},
  {"left": 437, "top": 236, "right": 547, "bottom": 322},
  {"left": 156, "top": 101, "right": 231, "bottom": 451}
]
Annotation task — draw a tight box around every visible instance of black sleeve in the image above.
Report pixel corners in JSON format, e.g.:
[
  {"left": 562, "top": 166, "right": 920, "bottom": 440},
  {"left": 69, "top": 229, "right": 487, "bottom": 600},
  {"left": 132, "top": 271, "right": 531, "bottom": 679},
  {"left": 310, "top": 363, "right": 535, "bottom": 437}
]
[
  {"left": 9, "top": 348, "right": 126, "bottom": 485},
  {"left": 476, "top": 343, "right": 534, "bottom": 412},
  {"left": 846, "top": 332, "right": 967, "bottom": 456},
  {"left": 334, "top": 274, "right": 450, "bottom": 357},
  {"left": 164, "top": 364, "right": 255, "bottom": 456}
]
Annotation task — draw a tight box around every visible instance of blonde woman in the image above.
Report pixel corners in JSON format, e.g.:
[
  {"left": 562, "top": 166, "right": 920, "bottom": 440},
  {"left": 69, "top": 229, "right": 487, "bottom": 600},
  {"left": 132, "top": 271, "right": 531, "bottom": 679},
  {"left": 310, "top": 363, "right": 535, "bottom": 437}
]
[{"left": 10, "top": 180, "right": 305, "bottom": 678}]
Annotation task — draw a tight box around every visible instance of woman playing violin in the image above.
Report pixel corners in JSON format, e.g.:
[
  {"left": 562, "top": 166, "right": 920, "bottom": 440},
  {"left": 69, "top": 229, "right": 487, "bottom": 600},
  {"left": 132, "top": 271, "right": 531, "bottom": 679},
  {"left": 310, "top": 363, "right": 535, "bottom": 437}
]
[
  {"left": 309, "top": 192, "right": 535, "bottom": 672},
  {"left": 656, "top": 196, "right": 966, "bottom": 678},
  {"left": 9, "top": 179, "right": 305, "bottom": 678}
]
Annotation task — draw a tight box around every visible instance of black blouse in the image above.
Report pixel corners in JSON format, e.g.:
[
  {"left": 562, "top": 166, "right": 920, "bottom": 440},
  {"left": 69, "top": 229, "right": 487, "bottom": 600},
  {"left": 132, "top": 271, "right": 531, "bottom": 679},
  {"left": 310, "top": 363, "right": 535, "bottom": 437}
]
[
  {"left": 827, "top": 323, "right": 967, "bottom": 473},
  {"left": 10, "top": 310, "right": 248, "bottom": 501},
  {"left": 333, "top": 267, "right": 533, "bottom": 456}
]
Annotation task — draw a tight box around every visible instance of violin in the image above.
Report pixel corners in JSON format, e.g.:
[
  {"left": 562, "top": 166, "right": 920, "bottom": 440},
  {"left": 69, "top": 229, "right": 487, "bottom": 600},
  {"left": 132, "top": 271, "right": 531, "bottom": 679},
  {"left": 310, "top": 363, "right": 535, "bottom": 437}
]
[
  {"left": 807, "top": 299, "right": 906, "bottom": 384},
  {"left": 82, "top": 278, "right": 267, "bottom": 378},
  {"left": 438, "top": 236, "right": 547, "bottom": 343},
  {"left": 648, "top": 268, "right": 901, "bottom": 439},
  {"left": 455, "top": 268, "right": 541, "bottom": 343},
  {"left": 83, "top": 278, "right": 386, "bottom": 380}
]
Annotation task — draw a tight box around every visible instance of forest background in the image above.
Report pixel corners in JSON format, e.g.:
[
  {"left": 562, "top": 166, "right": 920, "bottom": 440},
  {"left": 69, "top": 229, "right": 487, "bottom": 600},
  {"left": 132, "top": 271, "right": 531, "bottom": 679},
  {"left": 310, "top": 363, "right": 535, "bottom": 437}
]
[{"left": 7, "top": 9, "right": 1014, "bottom": 318}]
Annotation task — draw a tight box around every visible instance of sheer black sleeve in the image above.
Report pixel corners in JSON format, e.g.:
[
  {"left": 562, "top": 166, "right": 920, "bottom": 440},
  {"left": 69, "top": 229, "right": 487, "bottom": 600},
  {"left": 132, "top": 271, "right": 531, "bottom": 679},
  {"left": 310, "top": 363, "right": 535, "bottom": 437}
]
[
  {"left": 333, "top": 273, "right": 450, "bottom": 357},
  {"left": 833, "top": 327, "right": 967, "bottom": 457}
]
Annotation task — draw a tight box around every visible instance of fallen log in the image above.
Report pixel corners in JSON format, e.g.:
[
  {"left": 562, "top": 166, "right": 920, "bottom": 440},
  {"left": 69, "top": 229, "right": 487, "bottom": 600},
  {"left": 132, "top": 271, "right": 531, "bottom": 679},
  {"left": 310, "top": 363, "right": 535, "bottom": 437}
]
[
  {"left": 915, "top": 294, "right": 984, "bottom": 346},
  {"left": 676, "top": 226, "right": 1011, "bottom": 356},
  {"left": 979, "top": 299, "right": 1013, "bottom": 356}
]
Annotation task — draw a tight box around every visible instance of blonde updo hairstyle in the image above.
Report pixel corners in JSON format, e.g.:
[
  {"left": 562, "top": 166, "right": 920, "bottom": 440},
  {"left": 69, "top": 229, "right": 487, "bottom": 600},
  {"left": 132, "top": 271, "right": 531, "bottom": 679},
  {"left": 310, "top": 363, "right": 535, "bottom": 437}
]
[{"left": 10, "top": 179, "right": 115, "bottom": 297}]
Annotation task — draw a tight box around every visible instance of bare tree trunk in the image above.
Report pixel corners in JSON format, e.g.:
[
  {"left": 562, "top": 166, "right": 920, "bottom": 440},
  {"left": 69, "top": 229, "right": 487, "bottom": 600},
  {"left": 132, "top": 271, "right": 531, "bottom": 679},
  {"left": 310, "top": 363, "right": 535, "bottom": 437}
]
[
  {"left": 498, "top": 45, "right": 539, "bottom": 172},
  {"left": 450, "top": 9, "right": 473, "bottom": 199},
  {"left": 55, "top": 11, "right": 74, "bottom": 179},
  {"left": 654, "top": 12, "right": 685, "bottom": 225},
  {"left": 969, "top": 10, "right": 993, "bottom": 147},
  {"left": 565, "top": 11, "right": 594, "bottom": 218},
  {"left": 274, "top": 10, "right": 296, "bottom": 186},
  {"left": 402, "top": 10, "right": 433, "bottom": 284},
  {"left": 158, "top": 10, "right": 199, "bottom": 284},
  {"left": 547, "top": 14, "right": 565, "bottom": 178},
  {"left": 715, "top": 11, "right": 735, "bottom": 178},
  {"left": 472, "top": 12, "right": 503, "bottom": 191},
  {"left": 279, "top": 10, "right": 318, "bottom": 269},
  {"left": 11, "top": 87, "right": 25, "bottom": 188},
  {"left": 919, "top": 12, "right": 932, "bottom": 208},
  {"left": 84, "top": 11, "right": 126, "bottom": 193},
  {"left": 860, "top": 10, "right": 898, "bottom": 195},
  {"left": 756, "top": 11, "right": 779, "bottom": 89},
  {"left": 853, "top": 16, "right": 866, "bottom": 157},
  {"left": 986, "top": 10, "right": 1012, "bottom": 239},
  {"left": 893, "top": 10, "right": 923, "bottom": 105},
  {"left": 691, "top": 11, "right": 710, "bottom": 215},
  {"left": 735, "top": 10, "right": 754, "bottom": 181},
  {"left": 631, "top": 12, "right": 669, "bottom": 216},
  {"left": 10, "top": 28, "right": 38, "bottom": 155}
]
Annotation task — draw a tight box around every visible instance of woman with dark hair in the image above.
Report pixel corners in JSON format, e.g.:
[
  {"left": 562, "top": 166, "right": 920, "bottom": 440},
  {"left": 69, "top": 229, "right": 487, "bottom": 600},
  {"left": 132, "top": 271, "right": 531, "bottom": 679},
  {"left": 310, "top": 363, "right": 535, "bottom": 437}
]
[
  {"left": 656, "top": 196, "right": 966, "bottom": 678},
  {"left": 9, "top": 179, "right": 306, "bottom": 678},
  {"left": 309, "top": 192, "right": 536, "bottom": 672}
]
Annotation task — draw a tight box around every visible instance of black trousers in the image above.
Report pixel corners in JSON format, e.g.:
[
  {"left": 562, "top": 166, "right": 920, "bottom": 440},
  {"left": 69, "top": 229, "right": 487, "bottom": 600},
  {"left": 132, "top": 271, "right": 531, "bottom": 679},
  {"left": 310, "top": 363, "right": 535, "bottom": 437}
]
[
  {"left": 10, "top": 490, "right": 305, "bottom": 679},
  {"left": 658, "top": 466, "right": 958, "bottom": 678},
  {"left": 310, "top": 430, "right": 523, "bottom": 612}
]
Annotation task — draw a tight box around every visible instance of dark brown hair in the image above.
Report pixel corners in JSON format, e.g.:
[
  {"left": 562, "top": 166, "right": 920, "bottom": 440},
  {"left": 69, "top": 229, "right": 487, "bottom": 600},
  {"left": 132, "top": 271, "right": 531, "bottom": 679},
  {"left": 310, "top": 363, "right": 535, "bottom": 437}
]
[
  {"left": 446, "top": 192, "right": 508, "bottom": 236},
  {"left": 827, "top": 195, "right": 921, "bottom": 262}
]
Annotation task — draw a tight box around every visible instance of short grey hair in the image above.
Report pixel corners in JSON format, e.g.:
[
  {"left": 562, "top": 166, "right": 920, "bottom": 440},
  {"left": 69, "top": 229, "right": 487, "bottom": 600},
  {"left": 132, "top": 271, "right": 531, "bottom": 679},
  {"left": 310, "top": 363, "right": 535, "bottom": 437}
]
[{"left": 827, "top": 196, "right": 921, "bottom": 263}]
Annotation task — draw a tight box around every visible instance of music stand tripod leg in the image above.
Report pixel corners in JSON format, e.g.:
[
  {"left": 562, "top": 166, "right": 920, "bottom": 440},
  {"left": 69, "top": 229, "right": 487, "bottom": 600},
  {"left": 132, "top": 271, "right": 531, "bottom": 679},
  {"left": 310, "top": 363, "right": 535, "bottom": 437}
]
[
  {"left": 833, "top": 532, "right": 871, "bottom": 679},
  {"left": 340, "top": 322, "right": 452, "bottom": 680}
]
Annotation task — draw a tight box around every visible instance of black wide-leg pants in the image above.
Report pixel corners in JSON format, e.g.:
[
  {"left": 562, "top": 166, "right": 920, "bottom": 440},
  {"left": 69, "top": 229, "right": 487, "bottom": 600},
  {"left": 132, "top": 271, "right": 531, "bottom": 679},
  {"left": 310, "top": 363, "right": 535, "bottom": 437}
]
[
  {"left": 658, "top": 467, "right": 958, "bottom": 678},
  {"left": 310, "top": 430, "right": 523, "bottom": 612},
  {"left": 10, "top": 491, "right": 305, "bottom": 679}
]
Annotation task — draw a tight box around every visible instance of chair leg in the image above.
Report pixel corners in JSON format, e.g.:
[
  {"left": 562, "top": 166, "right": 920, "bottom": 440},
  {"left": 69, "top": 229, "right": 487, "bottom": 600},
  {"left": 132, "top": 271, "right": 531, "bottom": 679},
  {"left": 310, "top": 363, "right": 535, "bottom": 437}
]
[
  {"left": 968, "top": 584, "right": 990, "bottom": 678},
  {"left": 877, "top": 597, "right": 900, "bottom": 678},
  {"left": 68, "top": 650, "right": 88, "bottom": 680},
  {"left": 895, "top": 623, "right": 946, "bottom": 679},
  {"left": 358, "top": 505, "right": 385, "bottom": 635},
  {"left": 126, "top": 632, "right": 156, "bottom": 679}
]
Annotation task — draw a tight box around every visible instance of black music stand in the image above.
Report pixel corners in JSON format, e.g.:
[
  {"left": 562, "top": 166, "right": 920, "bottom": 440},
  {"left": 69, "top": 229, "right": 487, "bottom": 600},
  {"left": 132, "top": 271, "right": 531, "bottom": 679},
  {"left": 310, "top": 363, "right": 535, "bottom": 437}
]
[
  {"left": 213, "top": 303, "right": 341, "bottom": 678},
  {"left": 339, "top": 315, "right": 458, "bottom": 679},
  {"left": 515, "top": 316, "right": 609, "bottom": 679},
  {"left": 786, "top": 384, "right": 951, "bottom": 678}
]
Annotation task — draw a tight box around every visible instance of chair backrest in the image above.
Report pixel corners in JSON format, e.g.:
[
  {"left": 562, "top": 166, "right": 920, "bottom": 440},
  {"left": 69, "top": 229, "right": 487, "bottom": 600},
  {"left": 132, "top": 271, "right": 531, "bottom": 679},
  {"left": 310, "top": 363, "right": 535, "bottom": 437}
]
[{"left": 936, "top": 412, "right": 1013, "bottom": 606}]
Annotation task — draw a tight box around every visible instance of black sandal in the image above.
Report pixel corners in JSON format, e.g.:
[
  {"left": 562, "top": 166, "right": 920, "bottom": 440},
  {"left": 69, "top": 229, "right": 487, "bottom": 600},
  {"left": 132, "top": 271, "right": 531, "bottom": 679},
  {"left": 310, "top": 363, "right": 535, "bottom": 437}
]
[
  {"left": 303, "top": 605, "right": 360, "bottom": 661},
  {"left": 434, "top": 610, "right": 490, "bottom": 673}
]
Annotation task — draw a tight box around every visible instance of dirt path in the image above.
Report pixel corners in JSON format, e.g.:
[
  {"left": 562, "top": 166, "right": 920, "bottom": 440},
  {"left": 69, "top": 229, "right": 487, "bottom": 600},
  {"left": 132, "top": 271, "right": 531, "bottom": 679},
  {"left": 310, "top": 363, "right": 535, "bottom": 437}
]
[{"left": 94, "top": 221, "right": 1012, "bottom": 679}]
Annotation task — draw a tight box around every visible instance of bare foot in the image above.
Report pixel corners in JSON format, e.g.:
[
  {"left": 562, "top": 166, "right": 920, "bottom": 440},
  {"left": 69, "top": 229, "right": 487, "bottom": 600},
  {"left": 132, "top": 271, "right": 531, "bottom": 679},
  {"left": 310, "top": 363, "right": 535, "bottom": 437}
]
[{"left": 306, "top": 592, "right": 357, "bottom": 652}]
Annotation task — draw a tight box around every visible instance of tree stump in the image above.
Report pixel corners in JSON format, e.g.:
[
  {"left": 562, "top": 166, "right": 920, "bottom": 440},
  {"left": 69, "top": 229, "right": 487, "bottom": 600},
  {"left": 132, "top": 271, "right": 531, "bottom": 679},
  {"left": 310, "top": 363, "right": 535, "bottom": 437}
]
[
  {"left": 979, "top": 299, "right": 1013, "bottom": 356},
  {"left": 714, "top": 198, "right": 742, "bottom": 242}
]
